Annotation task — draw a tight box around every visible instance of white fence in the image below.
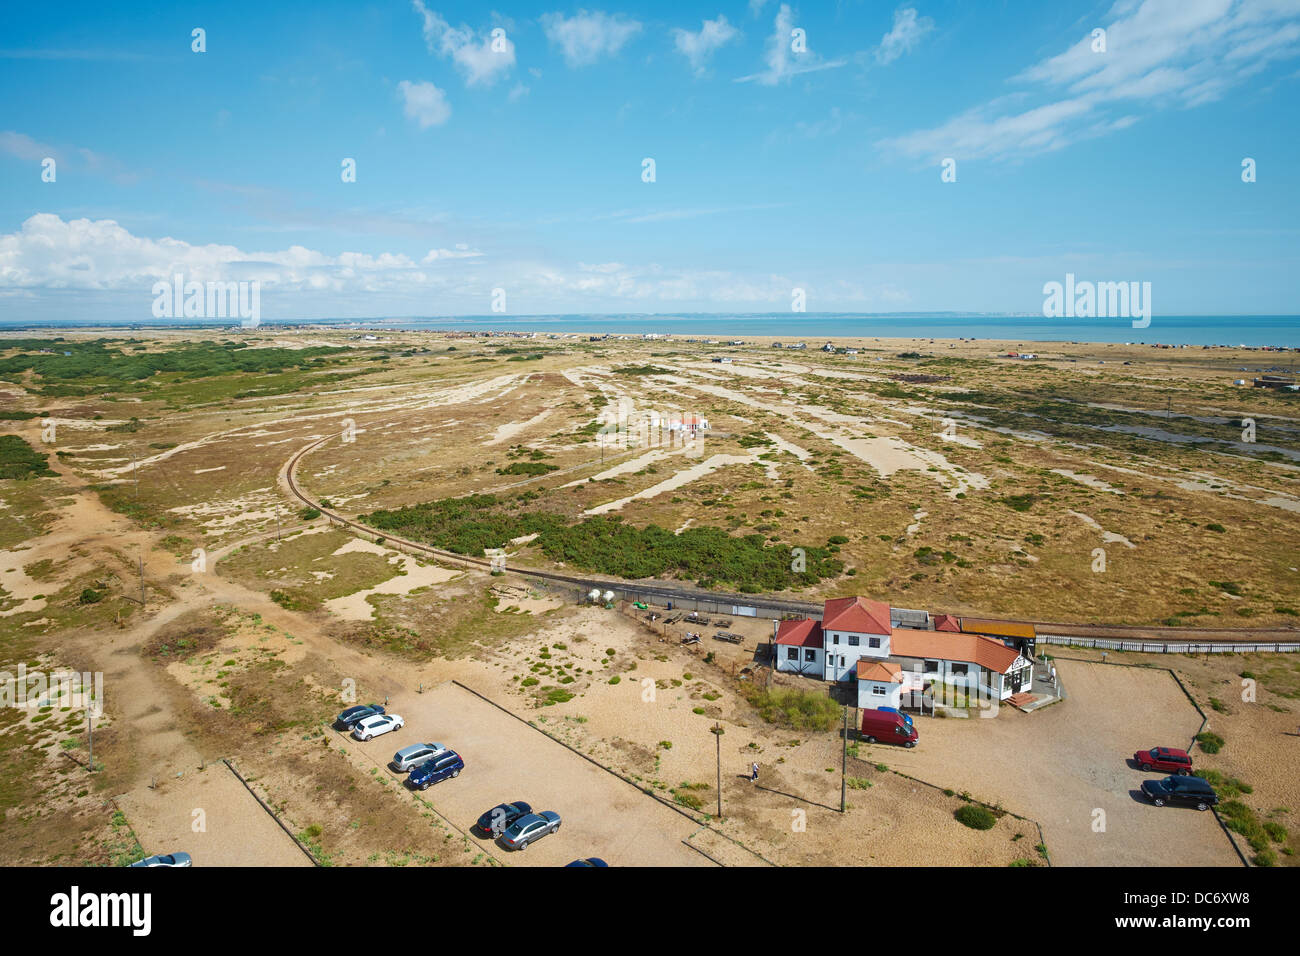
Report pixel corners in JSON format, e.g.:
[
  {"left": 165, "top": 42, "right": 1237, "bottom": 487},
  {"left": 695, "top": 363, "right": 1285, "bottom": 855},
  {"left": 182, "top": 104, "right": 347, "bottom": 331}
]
[{"left": 1040, "top": 634, "right": 1300, "bottom": 654}]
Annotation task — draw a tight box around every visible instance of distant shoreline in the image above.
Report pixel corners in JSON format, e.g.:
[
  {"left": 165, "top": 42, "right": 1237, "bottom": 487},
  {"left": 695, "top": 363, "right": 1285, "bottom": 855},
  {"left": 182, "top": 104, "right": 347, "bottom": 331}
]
[{"left": 0, "top": 313, "right": 1296, "bottom": 350}]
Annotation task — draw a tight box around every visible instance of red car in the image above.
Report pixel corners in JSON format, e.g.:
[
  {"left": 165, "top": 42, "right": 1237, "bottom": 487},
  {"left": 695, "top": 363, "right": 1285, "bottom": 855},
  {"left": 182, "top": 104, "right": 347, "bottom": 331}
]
[{"left": 1134, "top": 746, "right": 1193, "bottom": 774}]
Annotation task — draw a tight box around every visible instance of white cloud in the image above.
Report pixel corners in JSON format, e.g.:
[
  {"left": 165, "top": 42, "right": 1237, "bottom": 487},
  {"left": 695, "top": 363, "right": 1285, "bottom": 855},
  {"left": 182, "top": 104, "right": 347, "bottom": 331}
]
[
  {"left": 421, "top": 244, "right": 483, "bottom": 263},
  {"left": 0, "top": 130, "right": 57, "bottom": 162},
  {"left": 411, "top": 1, "right": 515, "bottom": 87},
  {"left": 735, "top": 3, "right": 846, "bottom": 85},
  {"left": 396, "top": 80, "right": 451, "bottom": 128},
  {"left": 0, "top": 214, "right": 840, "bottom": 313},
  {"left": 880, "top": 0, "right": 1300, "bottom": 162},
  {"left": 672, "top": 15, "right": 739, "bottom": 76},
  {"left": 0, "top": 214, "right": 483, "bottom": 295},
  {"left": 540, "top": 10, "right": 642, "bottom": 67},
  {"left": 874, "top": 7, "right": 934, "bottom": 65}
]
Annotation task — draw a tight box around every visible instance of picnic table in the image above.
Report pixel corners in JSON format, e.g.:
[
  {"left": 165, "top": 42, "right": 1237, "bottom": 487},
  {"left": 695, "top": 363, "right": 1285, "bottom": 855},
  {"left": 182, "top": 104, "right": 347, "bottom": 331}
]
[{"left": 712, "top": 631, "right": 744, "bottom": 644}]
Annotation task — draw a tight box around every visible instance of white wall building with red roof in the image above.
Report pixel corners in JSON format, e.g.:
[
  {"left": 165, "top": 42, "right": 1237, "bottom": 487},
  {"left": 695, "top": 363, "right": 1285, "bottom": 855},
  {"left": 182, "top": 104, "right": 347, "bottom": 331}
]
[{"left": 776, "top": 597, "right": 1036, "bottom": 708}]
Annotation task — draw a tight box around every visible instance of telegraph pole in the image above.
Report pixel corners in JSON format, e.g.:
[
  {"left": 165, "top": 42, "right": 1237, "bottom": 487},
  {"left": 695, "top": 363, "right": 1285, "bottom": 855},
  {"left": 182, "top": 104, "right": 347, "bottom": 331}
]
[
  {"left": 139, "top": 551, "right": 146, "bottom": 607},
  {"left": 711, "top": 723, "right": 724, "bottom": 819},
  {"left": 840, "top": 708, "right": 848, "bottom": 813},
  {"left": 87, "top": 714, "right": 93, "bottom": 773}
]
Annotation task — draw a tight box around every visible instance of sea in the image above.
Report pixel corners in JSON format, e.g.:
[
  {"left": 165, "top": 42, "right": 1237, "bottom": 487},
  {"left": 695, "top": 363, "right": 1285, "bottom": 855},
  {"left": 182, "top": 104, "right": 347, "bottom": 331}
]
[{"left": 4, "top": 313, "right": 1297, "bottom": 348}]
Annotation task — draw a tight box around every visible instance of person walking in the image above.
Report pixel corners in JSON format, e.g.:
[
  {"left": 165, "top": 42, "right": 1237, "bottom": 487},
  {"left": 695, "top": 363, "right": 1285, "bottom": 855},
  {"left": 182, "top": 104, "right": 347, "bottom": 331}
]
[{"left": 750, "top": 761, "right": 759, "bottom": 782}]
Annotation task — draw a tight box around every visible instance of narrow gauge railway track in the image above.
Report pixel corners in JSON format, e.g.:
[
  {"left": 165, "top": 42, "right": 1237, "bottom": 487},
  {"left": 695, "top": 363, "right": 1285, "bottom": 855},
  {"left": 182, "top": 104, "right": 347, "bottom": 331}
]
[{"left": 282, "top": 436, "right": 1299, "bottom": 643}]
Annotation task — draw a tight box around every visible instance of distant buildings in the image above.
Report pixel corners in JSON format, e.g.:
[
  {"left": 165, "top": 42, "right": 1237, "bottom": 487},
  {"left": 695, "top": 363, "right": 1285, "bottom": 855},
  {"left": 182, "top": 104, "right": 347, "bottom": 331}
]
[{"left": 1254, "top": 375, "right": 1297, "bottom": 389}]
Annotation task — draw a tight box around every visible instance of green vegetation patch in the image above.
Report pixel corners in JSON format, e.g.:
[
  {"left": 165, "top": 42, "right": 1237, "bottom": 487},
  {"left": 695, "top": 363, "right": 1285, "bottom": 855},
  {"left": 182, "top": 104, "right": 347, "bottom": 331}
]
[{"left": 363, "top": 494, "right": 843, "bottom": 591}]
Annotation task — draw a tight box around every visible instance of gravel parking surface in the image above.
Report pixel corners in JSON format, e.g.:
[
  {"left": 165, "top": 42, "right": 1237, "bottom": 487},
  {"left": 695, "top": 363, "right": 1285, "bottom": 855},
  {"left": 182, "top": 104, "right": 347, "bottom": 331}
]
[
  {"left": 864, "top": 659, "right": 1241, "bottom": 866},
  {"left": 343, "top": 682, "right": 715, "bottom": 867},
  {"left": 116, "top": 763, "right": 312, "bottom": 867}
]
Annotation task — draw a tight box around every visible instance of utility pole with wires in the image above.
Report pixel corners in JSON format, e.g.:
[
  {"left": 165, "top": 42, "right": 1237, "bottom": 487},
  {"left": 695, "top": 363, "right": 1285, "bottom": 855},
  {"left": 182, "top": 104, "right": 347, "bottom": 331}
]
[
  {"left": 840, "top": 707, "right": 848, "bottom": 813},
  {"left": 138, "top": 551, "right": 146, "bottom": 607},
  {"left": 710, "top": 723, "right": 724, "bottom": 820}
]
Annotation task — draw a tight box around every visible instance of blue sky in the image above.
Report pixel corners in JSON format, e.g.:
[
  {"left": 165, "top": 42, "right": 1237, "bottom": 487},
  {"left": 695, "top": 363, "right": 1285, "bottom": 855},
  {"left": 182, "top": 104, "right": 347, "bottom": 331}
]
[{"left": 1, "top": 0, "right": 1298, "bottom": 322}]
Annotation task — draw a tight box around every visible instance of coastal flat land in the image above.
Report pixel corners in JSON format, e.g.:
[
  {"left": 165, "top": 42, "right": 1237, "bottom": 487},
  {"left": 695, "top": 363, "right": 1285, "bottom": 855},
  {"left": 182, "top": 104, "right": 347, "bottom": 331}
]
[{"left": 1, "top": 328, "right": 1296, "bottom": 867}]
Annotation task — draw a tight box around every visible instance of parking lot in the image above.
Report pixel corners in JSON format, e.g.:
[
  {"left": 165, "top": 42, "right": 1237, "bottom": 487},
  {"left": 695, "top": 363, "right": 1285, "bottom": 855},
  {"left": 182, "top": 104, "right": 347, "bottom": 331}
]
[
  {"left": 116, "top": 763, "right": 313, "bottom": 867},
  {"left": 868, "top": 659, "right": 1241, "bottom": 866},
  {"left": 341, "top": 682, "right": 715, "bottom": 867}
]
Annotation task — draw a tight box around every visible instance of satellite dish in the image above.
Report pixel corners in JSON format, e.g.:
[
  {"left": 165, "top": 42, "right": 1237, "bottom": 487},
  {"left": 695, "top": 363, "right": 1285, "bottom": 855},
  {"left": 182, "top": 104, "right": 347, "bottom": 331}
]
[
  {"left": 588, "top": 588, "right": 602, "bottom": 602},
  {"left": 603, "top": 590, "right": 615, "bottom": 603}
]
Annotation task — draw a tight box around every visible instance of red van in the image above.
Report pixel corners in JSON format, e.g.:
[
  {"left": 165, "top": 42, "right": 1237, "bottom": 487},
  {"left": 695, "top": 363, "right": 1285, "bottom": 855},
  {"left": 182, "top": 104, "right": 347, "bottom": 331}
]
[{"left": 861, "top": 708, "right": 918, "bottom": 747}]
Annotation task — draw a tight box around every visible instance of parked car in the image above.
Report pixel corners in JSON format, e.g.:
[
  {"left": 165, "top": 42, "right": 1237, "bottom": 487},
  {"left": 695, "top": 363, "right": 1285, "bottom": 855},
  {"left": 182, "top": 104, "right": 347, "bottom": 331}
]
[
  {"left": 334, "top": 704, "right": 385, "bottom": 731},
  {"left": 474, "top": 800, "right": 533, "bottom": 837},
  {"left": 409, "top": 750, "right": 464, "bottom": 790},
  {"left": 352, "top": 713, "right": 404, "bottom": 741},
  {"left": 392, "top": 742, "right": 446, "bottom": 773},
  {"left": 564, "top": 857, "right": 608, "bottom": 867},
  {"left": 499, "top": 811, "right": 562, "bottom": 850},
  {"left": 129, "top": 852, "right": 192, "bottom": 868},
  {"left": 878, "top": 706, "right": 914, "bottom": 728},
  {"left": 1134, "top": 746, "right": 1193, "bottom": 774},
  {"left": 1141, "top": 775, "right": 1218, "bottom": 810},
  {"left": 860, "top": 708, "right": 918, "bottom": 747}
]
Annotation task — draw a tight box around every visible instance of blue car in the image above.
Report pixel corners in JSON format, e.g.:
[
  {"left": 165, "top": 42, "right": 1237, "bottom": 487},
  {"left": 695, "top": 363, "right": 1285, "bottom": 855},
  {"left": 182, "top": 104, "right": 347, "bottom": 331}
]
[
  {"left": 879, "top": 706, "right": 914, "bottom": 728},
  {"left": 565, "top": 858, "right": 608, "bottom": 867},
  {"left": 409, "top": 749, "right": 464, "bottom": 790}
]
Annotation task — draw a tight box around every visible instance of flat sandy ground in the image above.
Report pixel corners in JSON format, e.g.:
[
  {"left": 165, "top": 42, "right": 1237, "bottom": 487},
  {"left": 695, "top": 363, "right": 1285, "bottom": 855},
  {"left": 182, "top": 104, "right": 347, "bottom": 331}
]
[
  {"left": 873, "top": 659, "right": 1240, "bottom": 866},
  {"left": 116, "top": 763, "right": 311, "bottom": 867},
  {"left": 339, "top": 681, "right": 715, "bottom": 867}
]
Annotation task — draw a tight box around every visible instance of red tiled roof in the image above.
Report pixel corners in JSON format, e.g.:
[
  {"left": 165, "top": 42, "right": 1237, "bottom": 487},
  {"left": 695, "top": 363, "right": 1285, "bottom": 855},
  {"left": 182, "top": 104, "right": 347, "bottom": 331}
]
[
  {"left": 890, "top": 629, "right": 1021, "bottom": 674},
  {"left": 857, "top": 660, "right": 903, "bottom": 683},
  {"left": 821, "top": 596, "right": 891, "bottom": 636},
  {"left": 932, "top": 613, "right": 961, "bottom": 632},
  {"left": 775, "top": 618, "right": 823, "bottom": 649}
]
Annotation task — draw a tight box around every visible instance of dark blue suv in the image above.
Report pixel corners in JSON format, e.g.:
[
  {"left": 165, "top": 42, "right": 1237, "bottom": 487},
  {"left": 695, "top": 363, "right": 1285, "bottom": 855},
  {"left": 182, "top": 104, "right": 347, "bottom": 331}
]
[{"left": 409, "top": 750, "right": 464, "bottom": 790}]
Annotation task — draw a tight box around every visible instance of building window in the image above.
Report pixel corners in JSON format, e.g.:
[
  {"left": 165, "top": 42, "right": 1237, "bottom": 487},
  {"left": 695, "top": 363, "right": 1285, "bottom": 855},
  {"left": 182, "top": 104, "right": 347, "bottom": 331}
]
[
  {"left": 848, "top": 635, "right": 860, "bottom": 646},
  {"left": 786, "top": 647, "right": 797, "bottom": 660},
  {"left": 925, "top": 659, "right": 940, "bottom": 673},
  {"left": 951, "top": 663, "right": 969, "bottom": 676},
  {"left": 868, "top": 637, "right": 881, "bottom": 649},
  {"left": 831, "top": 633, "right": 839, "bottom": 644},
  {"left": 804, "top": 649, "right": 816, "bottom": 662},
  {"left": 871, "top": 684, "right": 887, "bottom": 696}
]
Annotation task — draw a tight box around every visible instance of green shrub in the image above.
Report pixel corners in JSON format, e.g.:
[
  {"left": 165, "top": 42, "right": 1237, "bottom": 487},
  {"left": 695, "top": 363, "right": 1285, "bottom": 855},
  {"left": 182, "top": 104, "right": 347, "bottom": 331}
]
[
  {"left": 955, "top": 804, "right": 997, "bottom": 830},
  {"left": 1196, "top": 731, "right": 1225, "bottom": 754}
]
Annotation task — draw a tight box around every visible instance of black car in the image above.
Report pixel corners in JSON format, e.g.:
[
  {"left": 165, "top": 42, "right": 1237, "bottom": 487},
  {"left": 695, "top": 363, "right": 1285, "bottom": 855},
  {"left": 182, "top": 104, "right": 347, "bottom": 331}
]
[
  {"left": 334, "top": 704, "right": 385, "bottom": 731},
  {"left": 474, "top": 800, "right": 532, "bottom": 837},
  {"left": 1141, "top": 775, "right": 1218, "bottom": 810}
]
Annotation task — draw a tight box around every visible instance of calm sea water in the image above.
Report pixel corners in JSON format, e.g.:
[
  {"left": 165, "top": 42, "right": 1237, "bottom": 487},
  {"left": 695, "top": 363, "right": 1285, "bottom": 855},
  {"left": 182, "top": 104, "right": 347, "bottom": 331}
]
[{"left": 5, "top": 313, "right": 1297, "bottom": 348}]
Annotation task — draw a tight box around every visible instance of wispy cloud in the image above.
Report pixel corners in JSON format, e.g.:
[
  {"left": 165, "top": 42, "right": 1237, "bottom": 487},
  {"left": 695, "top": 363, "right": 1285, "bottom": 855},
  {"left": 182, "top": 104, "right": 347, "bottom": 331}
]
[
  {"left": 0, "top": 131, "right": 143, "bottom": 184},
  {"left": 671, "top": 15, "right": 739, "bottom": 76},
  {"left": 412, "top": 1, "right": 516, "bottom": 87},
  {"left": 0, "top": 130, "right": 58, "bottom": 162},
  {"left": 735, "top": 3, "right": 846, "bottom": 85},
  {"left": 874, "top": 6, "right": 934, "bottom": 65},
  {"left": 396, "top": 79, "right": 451, "bottom": 128},
  {"left": 541, "top": 10, "right": 642, "bottom": 67},
  {"left": 879, "top": 0, "right": 1300, "bottom": 162}
]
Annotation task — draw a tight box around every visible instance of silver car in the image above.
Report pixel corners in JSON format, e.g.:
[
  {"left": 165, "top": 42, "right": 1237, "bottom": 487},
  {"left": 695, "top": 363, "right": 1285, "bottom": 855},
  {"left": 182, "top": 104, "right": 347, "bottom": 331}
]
[
  {"left": 129, "top": 852, "right": 192, "bottom": 867},
  {"left": 499, "top": 811, "right": 561, "bottom": 851},
  {"left": 392, "top": 742, "right": 446, "bottom": 773}
]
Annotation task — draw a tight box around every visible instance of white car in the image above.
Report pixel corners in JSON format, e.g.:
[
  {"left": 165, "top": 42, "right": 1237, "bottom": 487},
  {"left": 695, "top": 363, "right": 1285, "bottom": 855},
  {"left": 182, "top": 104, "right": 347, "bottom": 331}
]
[{"left": 352, "top": 713, "right": 404, "bottom": 741}]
